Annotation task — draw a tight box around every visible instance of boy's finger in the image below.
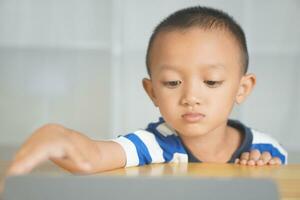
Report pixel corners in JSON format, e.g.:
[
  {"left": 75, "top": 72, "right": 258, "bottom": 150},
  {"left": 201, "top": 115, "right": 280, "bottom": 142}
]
[
  {"left": 256, "top": 159, "right": 264, "bottom": 166},
  {"left": 261, "top": 151, "right": 272, "bottom": 164},
  {"left": 269, "top": 157, "right": 282, "bottom": 165},
  {"left": 240, "top": 159, "right": 248, "bottom": 165},
  {"left": 239, "top": 152, "right": 250, "bottom": 165},
  {"left": 7, "top": 148, "right": 49, "bottom": 175},
  {"left": 247, "top": 149, "right": 261, "bottom": 166},
  {"left": 234, "top": 158, "right": 240, "bottom": 164},
  {"left": 240, "top": 152, "right": 250, "bottom": 160},
  {"left": 246, "top": 159, "right": 256, "bottom": 166},
  {"left": 273, "top": 157, "right": 282, "bottom": 165},
  {"left": 249, "top": 149, "right": 261, "bottom": 161}
]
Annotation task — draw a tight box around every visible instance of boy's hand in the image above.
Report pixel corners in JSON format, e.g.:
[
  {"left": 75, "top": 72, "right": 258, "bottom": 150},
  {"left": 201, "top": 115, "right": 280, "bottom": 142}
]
[
  {"left": 234, "top": 149, "right": 282, "bottom": 166},
  {"left": 6, "top": 124, "right": 105, "bottom": 176}
]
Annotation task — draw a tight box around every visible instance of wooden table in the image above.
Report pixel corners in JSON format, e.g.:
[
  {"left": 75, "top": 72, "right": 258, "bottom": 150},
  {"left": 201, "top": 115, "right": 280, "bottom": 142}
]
[{"left": 1, "top": 161, "right": 300, "bottom": 200}]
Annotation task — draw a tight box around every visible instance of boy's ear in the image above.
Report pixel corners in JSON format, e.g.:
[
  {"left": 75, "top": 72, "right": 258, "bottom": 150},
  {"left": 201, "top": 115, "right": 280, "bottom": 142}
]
[
  {"left": 235, "top": 73, "right": 256, "bottom": 104},
  {"left": 142, "top": 78, "right": 158, "bottom": 107}
]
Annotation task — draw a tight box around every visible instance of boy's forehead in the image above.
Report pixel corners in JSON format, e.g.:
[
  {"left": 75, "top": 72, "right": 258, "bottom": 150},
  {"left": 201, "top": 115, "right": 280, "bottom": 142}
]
[{"left": 149, "top": 27, "right": 242, "bottom": 75}]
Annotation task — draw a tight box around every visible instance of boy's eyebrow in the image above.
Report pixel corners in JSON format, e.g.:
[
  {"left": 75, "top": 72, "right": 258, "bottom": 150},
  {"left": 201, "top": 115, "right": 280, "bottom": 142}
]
[
  {"left": 158, "top": 65, "right": 181, "bottom": 73},
  {"left": 157, "top": 64, "right": 226, "bottom": 73},
  {"left": 201, "top": 64, "right": 226, "bottom": 71}
]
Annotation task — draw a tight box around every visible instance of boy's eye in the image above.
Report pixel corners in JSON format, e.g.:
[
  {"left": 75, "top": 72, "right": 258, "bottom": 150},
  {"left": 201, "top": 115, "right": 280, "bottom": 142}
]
[
  {"left": 162, "top": 80, "right": 182, "bottom": 88},
  {"left": 204, "top": 80, "right": 224, "bottom": 88}
]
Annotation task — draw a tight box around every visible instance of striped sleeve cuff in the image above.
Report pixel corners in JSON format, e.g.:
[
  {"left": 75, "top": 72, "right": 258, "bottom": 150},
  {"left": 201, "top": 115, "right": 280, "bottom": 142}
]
[{"left": 112, "top": 136, "right": 139, "bottom": 167}]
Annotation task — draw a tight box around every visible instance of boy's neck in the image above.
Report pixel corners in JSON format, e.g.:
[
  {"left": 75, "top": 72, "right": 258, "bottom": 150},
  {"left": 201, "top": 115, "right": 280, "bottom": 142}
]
[{"left": 179, "top": 123, "right": 242, "bottom": 163}]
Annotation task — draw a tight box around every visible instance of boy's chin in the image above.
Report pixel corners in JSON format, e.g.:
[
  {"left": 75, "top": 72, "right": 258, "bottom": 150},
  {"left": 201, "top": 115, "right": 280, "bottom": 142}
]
[{"left": 175, "top": 125, "right": 209, "bottom": 138}]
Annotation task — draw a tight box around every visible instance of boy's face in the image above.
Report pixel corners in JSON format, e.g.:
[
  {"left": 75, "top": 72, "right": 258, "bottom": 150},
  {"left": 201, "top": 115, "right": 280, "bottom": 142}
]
[{"left": 143, "top": 28, "right": 255, "bottom": 137}]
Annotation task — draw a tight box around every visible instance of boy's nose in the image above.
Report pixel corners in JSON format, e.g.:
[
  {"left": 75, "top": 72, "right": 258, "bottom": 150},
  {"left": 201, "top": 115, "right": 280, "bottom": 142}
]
[
  {"left": 180, "top": 82, "right": 205, "bottom": 107},
  {"left": 180, "top": 79, "right": 204, "bottom": 107},
  {"left": 180, "top": 96, "right": 201, "bottom": 107}
]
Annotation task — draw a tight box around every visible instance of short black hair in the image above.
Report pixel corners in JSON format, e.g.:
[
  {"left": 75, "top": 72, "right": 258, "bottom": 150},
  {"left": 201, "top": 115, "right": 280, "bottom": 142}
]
[{"left": 146, "top": 6, "right": 249, "bottom": 76}]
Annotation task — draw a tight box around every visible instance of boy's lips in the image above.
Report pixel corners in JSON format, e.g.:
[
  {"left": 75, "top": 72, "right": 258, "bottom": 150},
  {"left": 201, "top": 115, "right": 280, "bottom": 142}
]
[{"left": 182, "top": 112, "right": 206, "bottom": 123}]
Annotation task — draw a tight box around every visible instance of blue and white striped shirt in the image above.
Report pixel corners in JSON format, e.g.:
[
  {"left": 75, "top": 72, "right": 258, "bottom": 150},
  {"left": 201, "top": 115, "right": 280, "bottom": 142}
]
[{"left": 114, "top": 118, "right": 288, "bottom": 167}]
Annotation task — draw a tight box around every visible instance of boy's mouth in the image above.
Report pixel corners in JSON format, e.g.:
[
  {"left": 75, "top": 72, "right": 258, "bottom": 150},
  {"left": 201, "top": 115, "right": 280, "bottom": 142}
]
[{"left": 182, "top": 112, "right": 206, "bottom": 123}]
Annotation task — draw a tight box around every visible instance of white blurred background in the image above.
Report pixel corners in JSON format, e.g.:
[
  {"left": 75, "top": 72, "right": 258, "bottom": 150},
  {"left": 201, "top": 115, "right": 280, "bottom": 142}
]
[{"left": 0, "top": 0, "right": 299, "bottom": 162}]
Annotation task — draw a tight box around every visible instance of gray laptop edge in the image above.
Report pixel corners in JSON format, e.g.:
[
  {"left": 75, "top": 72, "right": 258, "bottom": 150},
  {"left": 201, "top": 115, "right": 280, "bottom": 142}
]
[{"left": 3, "top": 175, "right": 279, "bottom": 200}]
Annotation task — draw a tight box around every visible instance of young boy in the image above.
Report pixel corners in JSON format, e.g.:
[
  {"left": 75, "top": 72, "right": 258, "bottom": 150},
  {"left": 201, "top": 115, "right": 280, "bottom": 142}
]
[{"left": 7, "top": 6, "right": 287, "bottom": 175}]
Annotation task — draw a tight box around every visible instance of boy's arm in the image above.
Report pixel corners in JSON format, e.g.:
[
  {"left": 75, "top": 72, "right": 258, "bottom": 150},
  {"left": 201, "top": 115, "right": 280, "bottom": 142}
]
[{"left": 7, "top": 124, "right": 126, "bottom": 175}]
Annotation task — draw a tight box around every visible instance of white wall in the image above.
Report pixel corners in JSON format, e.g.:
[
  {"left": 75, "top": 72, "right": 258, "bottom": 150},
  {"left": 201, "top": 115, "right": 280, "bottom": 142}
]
[
  {"left": 0, "top": 0, "right": 299, "bottom": 154},
  {"left": 0, "top": 0, "right": 113, "bottom": 144}
]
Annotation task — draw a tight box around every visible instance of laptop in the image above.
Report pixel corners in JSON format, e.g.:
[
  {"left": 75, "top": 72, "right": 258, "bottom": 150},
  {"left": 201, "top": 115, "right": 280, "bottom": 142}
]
[{"left": 3, "top": 175, "right": 279, "bottom": 200}]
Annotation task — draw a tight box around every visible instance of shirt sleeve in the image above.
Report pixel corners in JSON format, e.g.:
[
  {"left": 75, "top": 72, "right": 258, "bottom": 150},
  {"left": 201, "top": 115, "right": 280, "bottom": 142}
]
[{"left": 112, "top": 130, "right": 165, "bottom": 167}]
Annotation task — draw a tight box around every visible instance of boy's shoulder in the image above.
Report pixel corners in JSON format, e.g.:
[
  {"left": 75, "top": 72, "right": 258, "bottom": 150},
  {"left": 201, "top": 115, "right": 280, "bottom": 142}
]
[
  {"left": 145, "top": 117, "right": 178, "bottom": 137},
  {"left": 251, "top": 128, "right": 282, "bottom": 146}
]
